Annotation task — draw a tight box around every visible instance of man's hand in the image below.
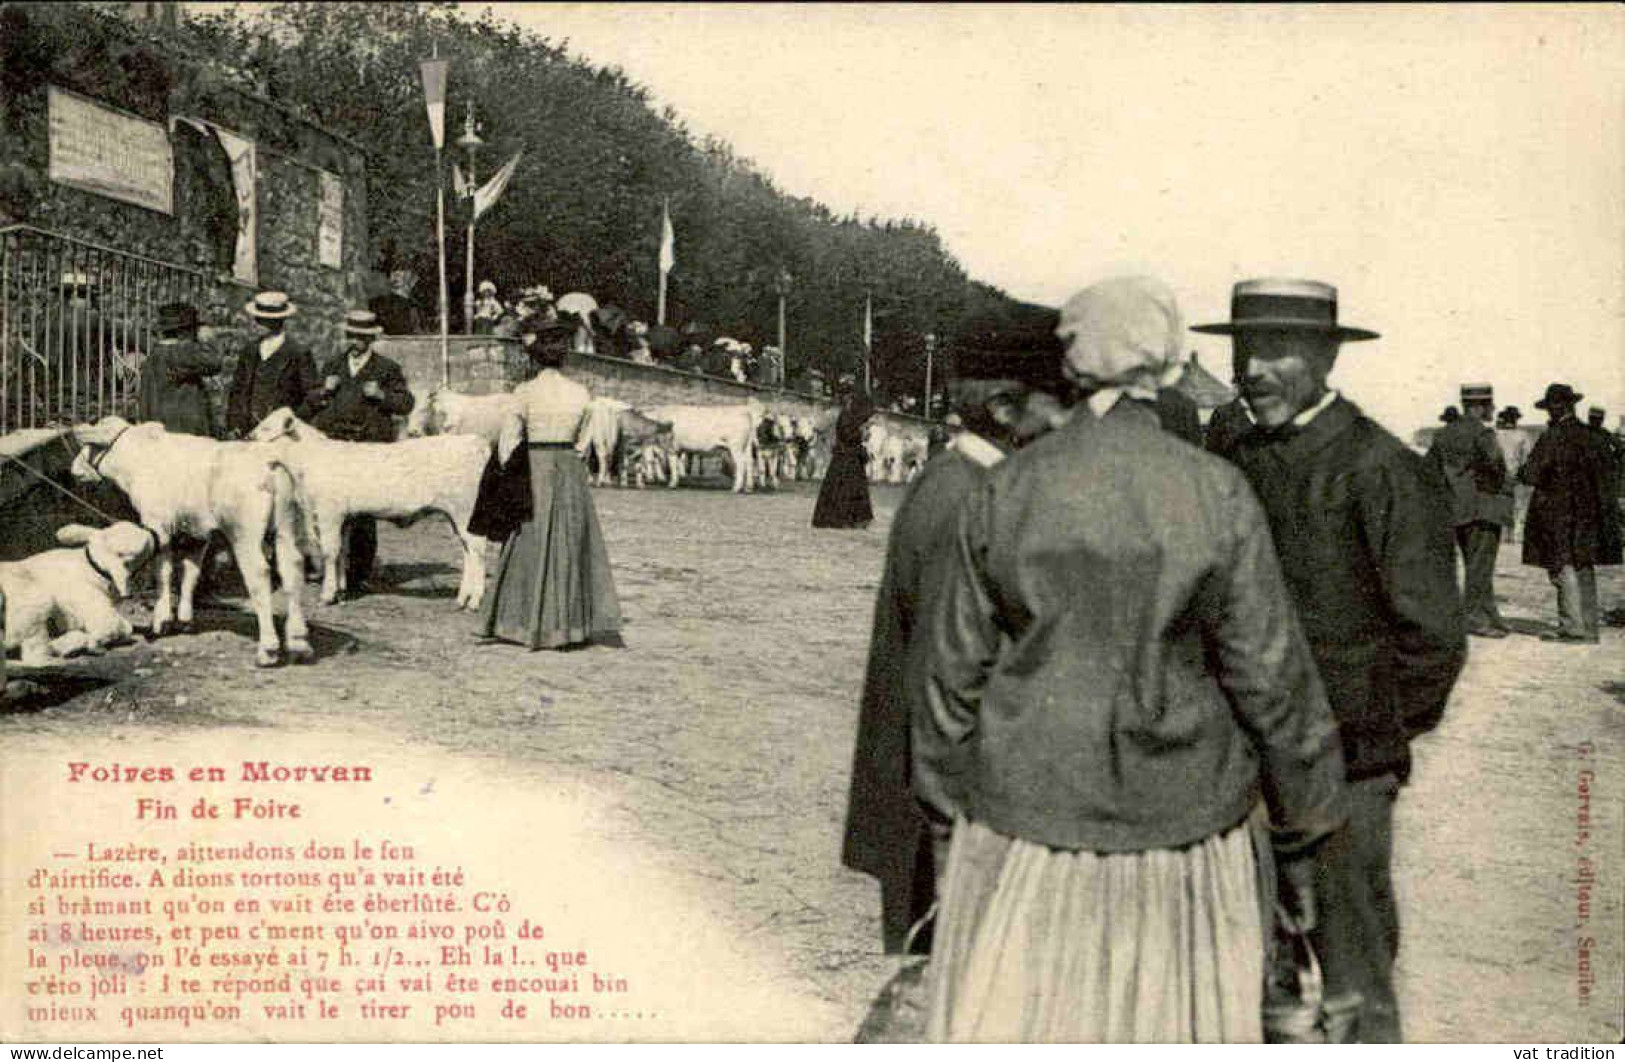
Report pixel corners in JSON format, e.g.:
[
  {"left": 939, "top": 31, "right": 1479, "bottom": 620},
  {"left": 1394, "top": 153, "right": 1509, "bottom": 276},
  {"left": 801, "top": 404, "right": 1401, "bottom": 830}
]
[
  {"left": 361, "top": 381, "right": 383, "bottom": 400},
  {"left": 324, "top": 375, "right": 341, "bottom": 392},
  {"left": 1277, "top": 853, "right": 1318, "bottom": 933}
]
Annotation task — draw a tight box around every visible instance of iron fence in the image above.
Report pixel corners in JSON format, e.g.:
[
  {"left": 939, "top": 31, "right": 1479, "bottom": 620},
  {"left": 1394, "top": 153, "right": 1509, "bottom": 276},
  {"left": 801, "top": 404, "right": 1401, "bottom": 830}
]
[{"left": 1, "top": 225, "right": 209, "bottom": 434}]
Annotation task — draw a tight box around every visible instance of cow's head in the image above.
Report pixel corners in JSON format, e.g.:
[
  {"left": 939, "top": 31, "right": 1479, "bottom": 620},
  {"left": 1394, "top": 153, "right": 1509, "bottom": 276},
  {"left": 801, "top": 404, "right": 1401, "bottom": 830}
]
[
  {"left": 250, "top": 407, "right": 305, "bottom": 443},
  {"left": 68, "top": 416, "right": 138, "bottom": 483},
  {"left": 58, "top": 521, "right": 157, "bottom": 599},
  {"left": 402, "top": 389, "right": 443, "bottom": 439}
]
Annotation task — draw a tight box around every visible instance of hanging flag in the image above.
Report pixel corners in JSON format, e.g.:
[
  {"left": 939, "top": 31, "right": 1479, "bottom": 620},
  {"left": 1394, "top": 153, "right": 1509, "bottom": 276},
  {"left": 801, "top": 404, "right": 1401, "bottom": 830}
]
[
  {"left": 451, "top": 162, "right": 470, "bottom": 198},
  {"left": 658, "top": 198, "right": 676, "bottom": 274},
  {"left": 420, "top": 58, "right": 449, "bottom": 150},
  {"left": 472, "top": 150, "right": 522, "bottom": 220},
  {"left": 173, "top": 116, "right": 258, "bottom": 285}
]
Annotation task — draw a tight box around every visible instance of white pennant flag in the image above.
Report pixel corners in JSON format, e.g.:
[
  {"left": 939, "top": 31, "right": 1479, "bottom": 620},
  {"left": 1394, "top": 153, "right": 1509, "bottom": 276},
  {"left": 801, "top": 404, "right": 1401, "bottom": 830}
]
[
  {"left": 472, "top": 151, "right": 522, "bottom": 220},
  {"left": 659, "top": 197, "right": 676, "bottom": 274},
  {"left": 420, "top": 58, "right": 449, "bottom": 150},
  {"left": 173, "top": 116, "right": 257, "bottom": 285}
]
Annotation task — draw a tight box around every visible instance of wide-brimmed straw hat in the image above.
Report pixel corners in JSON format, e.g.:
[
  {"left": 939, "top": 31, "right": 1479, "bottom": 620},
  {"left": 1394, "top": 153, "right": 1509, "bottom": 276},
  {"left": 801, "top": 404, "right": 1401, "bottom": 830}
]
[
  {"left": 1460, "top": 383, "right": 1494, "bottom": 403},
  {"left": 1191, "top": 278, "right": 1379, "bottom": 342},
  {"left": 342, "top": 309, "right": 384, "bottom": 336},
  {"left": 245, "top": 291, "right": 298, "bottom": 319},
  {"left": 1534, "top": 382, "right": 1582, "bottom": 410}
]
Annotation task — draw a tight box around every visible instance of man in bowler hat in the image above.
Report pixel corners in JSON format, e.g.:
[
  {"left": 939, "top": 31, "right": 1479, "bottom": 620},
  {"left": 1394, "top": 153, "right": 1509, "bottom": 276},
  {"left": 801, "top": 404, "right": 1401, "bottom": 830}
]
[
  {"left": 1426, "top": 384, "right": 1513, "bottom": 636},
  {"left": 226, "top": 292, "right": 321, "bottom": 439},
  {"left": 138, "top": 302, "right": 224, "bottom": 437},
  {"left": 303, "top": 309, "right": 416, "bottom": 596},
  {"left": 1196, "top": 278, "right": 1465, "bottom": 1042},
  {"left": 1520, "top": 384, "right": 1620, "bottom": 642}
]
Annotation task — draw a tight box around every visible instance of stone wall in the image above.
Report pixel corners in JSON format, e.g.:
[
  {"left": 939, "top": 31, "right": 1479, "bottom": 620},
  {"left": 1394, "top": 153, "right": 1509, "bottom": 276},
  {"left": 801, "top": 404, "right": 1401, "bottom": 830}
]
[
  {"left": 377, "top": 336, "right": 937, "bottom": 439},
  {"left": 0, "top": 3, "right": 370, "bottom": 397}
]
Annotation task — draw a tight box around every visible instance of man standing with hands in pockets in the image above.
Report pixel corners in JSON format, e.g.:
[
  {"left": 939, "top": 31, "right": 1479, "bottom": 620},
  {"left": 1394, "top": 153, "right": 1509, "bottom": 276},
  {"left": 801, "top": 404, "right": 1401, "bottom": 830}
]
[{"left": 304, "top": 309, "right": 416, "bottom": 597}]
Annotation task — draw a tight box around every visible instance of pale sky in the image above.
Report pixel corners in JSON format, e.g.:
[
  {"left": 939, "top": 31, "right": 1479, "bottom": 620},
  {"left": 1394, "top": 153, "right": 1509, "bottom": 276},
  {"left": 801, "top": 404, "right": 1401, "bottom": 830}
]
[{"left": 449, "top": 6, "right": 1623, "bottom": 434}]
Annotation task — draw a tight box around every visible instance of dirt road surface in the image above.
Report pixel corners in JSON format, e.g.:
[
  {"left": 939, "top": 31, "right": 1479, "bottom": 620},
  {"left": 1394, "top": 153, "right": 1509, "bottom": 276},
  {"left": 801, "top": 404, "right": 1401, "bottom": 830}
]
[{"left": 2, "top": 478, "right": 1620, "bottom": 1042}]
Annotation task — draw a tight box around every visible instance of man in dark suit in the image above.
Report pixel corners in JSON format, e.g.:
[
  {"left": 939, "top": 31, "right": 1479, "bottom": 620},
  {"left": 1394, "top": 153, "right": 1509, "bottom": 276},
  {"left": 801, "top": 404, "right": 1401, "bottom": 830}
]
[
  {"left": 1426, "top": 383, "right": 1513, "bottom": 637},
  {"left": 1195, "top": 278, "right": 1466, "bottom": 1043},
  {"left": 302, "top": 309, "right": 416, "bottom": 596},
  {"left": 1520, "top": 384, "right": 1620, "bottom": 643},
  {"left": 226, "top": 291, "right": 321, "bottom": 439},
  {"left": 137, "top": 302, "right": 224, "bottom": 437},
  {"left": 842, "top": 346, "right": 1066, "bottom": 962}
]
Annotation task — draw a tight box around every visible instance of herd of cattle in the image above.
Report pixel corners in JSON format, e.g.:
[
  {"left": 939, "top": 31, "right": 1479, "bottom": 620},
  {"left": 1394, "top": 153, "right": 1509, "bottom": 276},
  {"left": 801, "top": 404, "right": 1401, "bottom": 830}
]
[{"left": 0, "top": 387, "right": 932, "bottom": 677}]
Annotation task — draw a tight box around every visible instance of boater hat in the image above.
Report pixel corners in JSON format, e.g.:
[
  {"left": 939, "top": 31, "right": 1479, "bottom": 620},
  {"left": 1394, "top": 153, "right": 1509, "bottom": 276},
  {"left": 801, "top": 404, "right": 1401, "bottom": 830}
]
[
  {"left": 245, "top": 291, "right": 298, "bottom": 319},
  {"left": 1460, "top": 383, "right": 1494, "bottom": 403},
  {"left": 156, "top": 302, "right": 200, "bottom": 336},
  {"left": 342, "top": 309, "right": 383, "bottom": 336},
  {"left": 1191, "top": 278, "right": 1379, "bottom": 341}
]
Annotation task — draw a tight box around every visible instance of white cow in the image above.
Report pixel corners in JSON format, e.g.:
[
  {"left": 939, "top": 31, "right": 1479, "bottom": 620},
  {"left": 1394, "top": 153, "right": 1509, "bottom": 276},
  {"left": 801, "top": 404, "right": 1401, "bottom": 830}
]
[
  {"left": 405, "top": 388, "right": 523, "bottom": 449},
  {"left": 250, "top": 409, "right": 499, "bottom": 609},
  {"left": 642, "top": 404, "right": 759, "bottom": 492},
  {"left": 71, "top": 418, "right": 313, "bottom": 668},
  {"left": 575, "top": 396, "right": 631, "bottom": 487},
  {"left": 1, "top": 523, "right": 155, "bottom": 666}
]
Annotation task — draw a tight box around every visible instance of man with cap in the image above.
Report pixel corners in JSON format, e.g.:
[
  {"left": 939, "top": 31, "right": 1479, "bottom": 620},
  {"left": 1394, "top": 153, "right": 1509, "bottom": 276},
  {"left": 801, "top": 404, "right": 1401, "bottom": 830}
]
[
  {"left": 137, "top": 302, "right": 224, "bottom": 437},
  {"left": 226, "top": 292, "right": 321, "bottom": 440},
  {"left": 842, "top": 338, "right": 1067, "bottom": 969},
  {"left": 1195, "top": 278, "right": 1465, "bottom": 1043},
  {"left": 303, "top": 309, "right": 416, "bottom": 596},
  {"left": 1520, "top": 384, "right": 1620, "bottom": 642},
  {"left": 1426, "top": 384, "right": 1514, "bottom": 637}
]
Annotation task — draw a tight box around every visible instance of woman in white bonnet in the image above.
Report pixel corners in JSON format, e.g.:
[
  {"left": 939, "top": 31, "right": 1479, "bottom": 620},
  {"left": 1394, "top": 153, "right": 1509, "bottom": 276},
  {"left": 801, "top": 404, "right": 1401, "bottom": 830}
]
[{"left": 917, "top": 275, "right": 1346, "bottom": 1043}]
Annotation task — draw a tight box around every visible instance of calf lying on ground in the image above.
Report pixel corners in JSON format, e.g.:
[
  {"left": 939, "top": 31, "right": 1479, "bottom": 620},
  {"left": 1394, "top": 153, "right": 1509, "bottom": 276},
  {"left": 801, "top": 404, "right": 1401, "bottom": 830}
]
[
  {"left": 251, "top": 407, "right": 494, "bottom": 609},
  {"left": 1, "top": 522, "right": 155, "bottom": 666},
  {"left": 71, "top": 417, "right": 312, "bottom": 668}
]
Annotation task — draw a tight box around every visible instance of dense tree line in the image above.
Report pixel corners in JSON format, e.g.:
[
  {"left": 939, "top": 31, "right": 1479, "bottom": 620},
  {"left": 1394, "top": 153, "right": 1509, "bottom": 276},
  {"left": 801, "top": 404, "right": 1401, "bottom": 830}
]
[{"left": 177, "top": 1, "right": 1034, "bottom": 397}]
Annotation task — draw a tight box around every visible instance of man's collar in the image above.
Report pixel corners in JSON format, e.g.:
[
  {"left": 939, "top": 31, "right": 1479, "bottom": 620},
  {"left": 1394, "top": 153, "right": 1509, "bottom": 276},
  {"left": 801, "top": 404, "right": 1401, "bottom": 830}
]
[
  {"left": 1291, "top": 388, "right": 1340, "bottom": 428},
  {"left": 948, "top": 431, "right": 1006, "bottom": 468},
  {"left": 259, "top": 333, "right": 287, "bottom": 359},
  {"left": 348, "top": 349, "right": 373, "bottom": 373}
]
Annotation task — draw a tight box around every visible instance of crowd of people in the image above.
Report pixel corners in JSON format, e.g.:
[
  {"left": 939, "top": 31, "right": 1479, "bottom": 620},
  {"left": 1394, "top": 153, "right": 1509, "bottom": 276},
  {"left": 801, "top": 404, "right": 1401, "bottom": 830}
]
[
  {"left": 134, "top": 288, "right": 620, "bottom": 655},
  {"left": 840, "top": 274, "right": 1621, "bottom": 1044}
]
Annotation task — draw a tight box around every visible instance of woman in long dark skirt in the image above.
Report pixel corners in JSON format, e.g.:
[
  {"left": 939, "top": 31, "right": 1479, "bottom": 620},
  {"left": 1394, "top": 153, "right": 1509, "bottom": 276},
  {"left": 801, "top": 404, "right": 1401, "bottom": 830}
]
[
  {"left": 470, "top": 343, "right": 620, "bottom": 649},
  {"left": 813, "top": 390, "right": 875, "bottom": 528}
]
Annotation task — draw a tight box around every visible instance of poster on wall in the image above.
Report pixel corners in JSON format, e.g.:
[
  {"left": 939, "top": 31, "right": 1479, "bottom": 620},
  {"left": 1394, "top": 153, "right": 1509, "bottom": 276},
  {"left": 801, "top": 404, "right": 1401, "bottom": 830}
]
[
  {"left": 46, "top": 86, "right": 174, "bottom": 215},
  {"left": 318, "top": 170, "right": 344, "bottom": 269}
]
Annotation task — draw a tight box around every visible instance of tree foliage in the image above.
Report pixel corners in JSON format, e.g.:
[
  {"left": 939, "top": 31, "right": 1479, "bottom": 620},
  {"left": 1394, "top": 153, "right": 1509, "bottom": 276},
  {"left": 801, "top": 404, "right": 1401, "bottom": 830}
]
[{"left": 180, "top": 1, "right": 1033, "bottom": 396}]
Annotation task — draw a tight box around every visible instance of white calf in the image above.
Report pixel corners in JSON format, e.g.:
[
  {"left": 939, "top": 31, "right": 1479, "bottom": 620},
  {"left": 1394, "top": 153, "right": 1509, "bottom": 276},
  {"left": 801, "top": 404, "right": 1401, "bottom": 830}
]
[
  {"left": 0, "top": 523, "right": 155, "bottom": 666},
  {"left": 251, "top": 409, "right": 494, "bottom": 609},
  {"left": 642, "top": 404, "right": 759, "bottom": 493},
  {"left": 71, "top": 418, "right": 312, "bottom": 668}
]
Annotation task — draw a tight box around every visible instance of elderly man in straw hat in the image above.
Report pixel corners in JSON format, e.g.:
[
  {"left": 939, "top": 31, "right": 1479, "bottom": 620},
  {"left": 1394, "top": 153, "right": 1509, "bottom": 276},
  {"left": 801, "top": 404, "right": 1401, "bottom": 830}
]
[
  {"left": 1194, "top": 278, "right": 1466, "bottom": 1042},
  {"left": 918, "top": 276, "right": 1346, "bottom": 1042},
  {"left": 303, "top": 309, "right": 416, "bottom": 596},
  {"left": 1425, "top": 383, "right": 1514, "bottom": 637},
  {"left": 226, "top": 291, "right": 321, "bottom": 439}
]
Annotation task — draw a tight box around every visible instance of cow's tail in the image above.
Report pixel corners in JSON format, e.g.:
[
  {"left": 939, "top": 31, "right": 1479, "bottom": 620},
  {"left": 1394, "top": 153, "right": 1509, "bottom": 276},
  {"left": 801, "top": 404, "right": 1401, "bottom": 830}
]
[{"left": 268, "top": 460, "right": 318, "bottom": 561}]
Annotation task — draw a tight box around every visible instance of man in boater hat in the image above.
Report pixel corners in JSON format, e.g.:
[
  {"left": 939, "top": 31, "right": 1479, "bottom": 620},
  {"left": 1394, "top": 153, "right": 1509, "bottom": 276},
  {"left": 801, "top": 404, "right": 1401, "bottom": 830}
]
[
  {"left": 304, "top": 309, "right": 416, "bottom": 596},
  {"left": 226, "top": 291, "right": 321, "bottom": 439},
  {"left": 1195, "top": 278, "right": 1465, "bottom": 1043},
  {"left": 1426, "top": 383, "right": 1513, "bottom": 637}
]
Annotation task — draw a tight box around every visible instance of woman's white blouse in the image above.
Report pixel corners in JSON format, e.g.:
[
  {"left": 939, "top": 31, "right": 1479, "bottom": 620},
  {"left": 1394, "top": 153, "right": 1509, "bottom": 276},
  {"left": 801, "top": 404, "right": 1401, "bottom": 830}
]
[{"left": 514, "top": 369, "right": 591, "bottom": 443}]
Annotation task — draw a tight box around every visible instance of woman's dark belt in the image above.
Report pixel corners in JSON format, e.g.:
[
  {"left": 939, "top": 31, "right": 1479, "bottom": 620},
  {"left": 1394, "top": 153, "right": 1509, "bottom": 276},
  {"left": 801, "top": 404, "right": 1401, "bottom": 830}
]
[{"left": 528, "top": 441, "right": 575, "bottom": 450}]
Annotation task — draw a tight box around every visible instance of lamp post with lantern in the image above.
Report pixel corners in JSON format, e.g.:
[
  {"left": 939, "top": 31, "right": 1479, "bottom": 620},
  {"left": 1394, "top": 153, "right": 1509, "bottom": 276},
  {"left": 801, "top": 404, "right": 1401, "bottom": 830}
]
[
  {"left": 774, "top": 267, "right": 793, "bottom": 365},
  {"left": 922, "top": 331, "right": 937, "bottom": 417},
  {"left": 457, "top": 101, "right": 483, "bottom": 334}
]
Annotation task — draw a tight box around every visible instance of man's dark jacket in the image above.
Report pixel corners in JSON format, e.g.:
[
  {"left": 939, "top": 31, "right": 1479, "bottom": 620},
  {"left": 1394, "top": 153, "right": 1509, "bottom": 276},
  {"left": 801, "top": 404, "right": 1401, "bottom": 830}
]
[
  {"left": 842, "top": 444, "right": 992, "bottom": 953},
  {"left": 1520, "top": 417, "right": 1622, "bottom": 569},
  {"left": 1226, "top": 396, "right": 1466, "bottom": 782},
  {"left": 225, "top": 337, "right": 321, "bottom": 438},
  {"left": 1154, "top": 386, "right": 1203, "bottom": 446},
  {"left": 1425, "top": 415, "right": 1513, "bottom": 527},
  {"left": 137, "top": 338, "right": 224, "bottom": 437},
  {"left": 1205, "top": 397, "right": 1253, "bottom": 459},
  {"left": 305, "top": 351, "right": 416, "bottom": 442}
]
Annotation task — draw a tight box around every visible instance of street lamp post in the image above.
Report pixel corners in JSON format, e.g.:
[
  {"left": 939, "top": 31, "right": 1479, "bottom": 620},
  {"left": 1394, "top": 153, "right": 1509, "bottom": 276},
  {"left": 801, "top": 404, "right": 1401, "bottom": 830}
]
[
  {"left": 457, "top": 102, "right": 483, "bottom": 335},
  {"left": 774, "top": 267, "right": 792, "bottom": 365},
  {"left": 923, "top": 332, "right": 937, "bottom": 417}
]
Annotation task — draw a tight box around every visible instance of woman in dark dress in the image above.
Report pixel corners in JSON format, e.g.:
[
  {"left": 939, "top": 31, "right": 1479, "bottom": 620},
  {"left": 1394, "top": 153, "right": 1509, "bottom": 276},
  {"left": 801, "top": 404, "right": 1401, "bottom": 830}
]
[{"left": 813, "top": 389, "right": 875, "bottom": 528}]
